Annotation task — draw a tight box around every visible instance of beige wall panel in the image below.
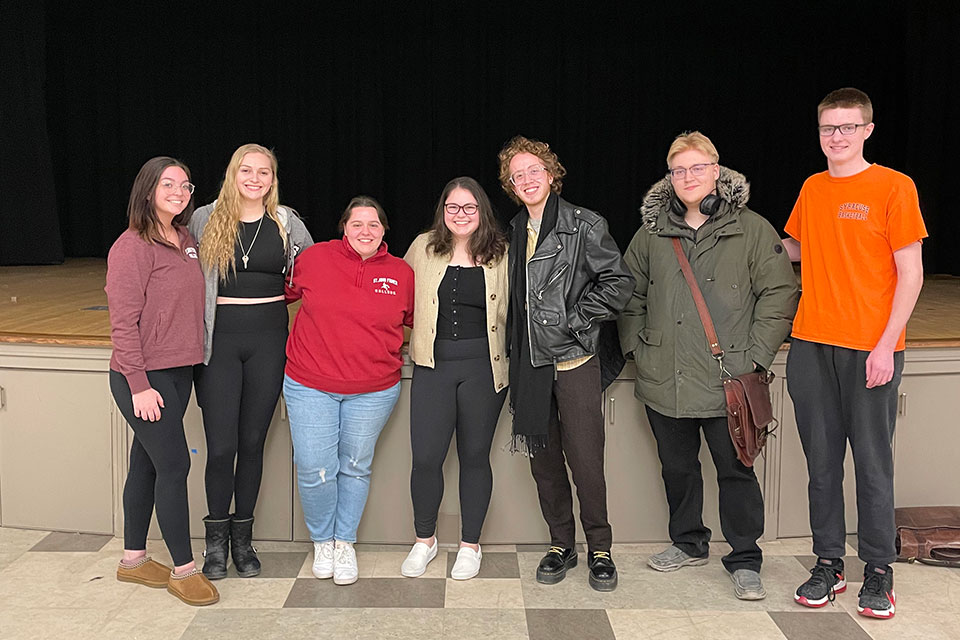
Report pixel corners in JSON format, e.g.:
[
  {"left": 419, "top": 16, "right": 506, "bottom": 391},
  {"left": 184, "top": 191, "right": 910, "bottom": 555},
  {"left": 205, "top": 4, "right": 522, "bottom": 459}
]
[
  {"left": 0, "top": 368, "right": 113, "bottom": 533},
  {"left": 893, "top": 373, "right": 960, "bottom": 507}
]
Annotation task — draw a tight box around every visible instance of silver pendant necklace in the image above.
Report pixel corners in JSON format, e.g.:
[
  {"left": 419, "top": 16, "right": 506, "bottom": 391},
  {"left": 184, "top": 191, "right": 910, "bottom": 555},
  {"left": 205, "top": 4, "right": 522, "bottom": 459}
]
[{"left": 237, "top": 215, "right": 264, "bottom": 269}]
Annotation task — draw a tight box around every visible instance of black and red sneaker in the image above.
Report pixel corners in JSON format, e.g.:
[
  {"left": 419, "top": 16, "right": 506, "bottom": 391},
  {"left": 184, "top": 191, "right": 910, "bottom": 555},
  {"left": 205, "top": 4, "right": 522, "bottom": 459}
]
[
  {"left": 858, "top": 564, "right": 896, "bottom": 619},
  {"left": 794, "top": 558, "right": 846, "bottom": 608}
]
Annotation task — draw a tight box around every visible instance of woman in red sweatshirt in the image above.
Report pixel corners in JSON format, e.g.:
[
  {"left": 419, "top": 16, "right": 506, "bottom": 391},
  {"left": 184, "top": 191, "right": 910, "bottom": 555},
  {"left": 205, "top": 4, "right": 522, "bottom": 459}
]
[
  {"left": 106, "top": 157, "right": 218, "bottom": 606},
  {"left": 284, "top": 196, "right": 414, "bottom": 585}
]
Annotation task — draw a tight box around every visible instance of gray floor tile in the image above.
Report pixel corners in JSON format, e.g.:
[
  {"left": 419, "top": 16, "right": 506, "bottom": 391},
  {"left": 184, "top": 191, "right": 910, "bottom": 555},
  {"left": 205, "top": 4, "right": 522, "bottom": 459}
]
[
  {"left": 446, "top": 551, "right": 520, "bottom": 578},
  {"left": 182, "top": 608, "right": 445, "bottom": 640},
  {"left": 769, "top": 611, "right": 872, "bottom": 640},
  {"left": 795, "top": 556, "right": 867, "bottom": 584},
  {"left": 29, "top": 531, "right": 112, "bottom": 552},
  {"left": 283, "top": 577, "right": 446, "bottom": 608},
  {"left": 225, "top": 551, "right": 308, "bottom": 578},
  {"left": 525, "top": 608, "right": 615, "bottom": 640}
]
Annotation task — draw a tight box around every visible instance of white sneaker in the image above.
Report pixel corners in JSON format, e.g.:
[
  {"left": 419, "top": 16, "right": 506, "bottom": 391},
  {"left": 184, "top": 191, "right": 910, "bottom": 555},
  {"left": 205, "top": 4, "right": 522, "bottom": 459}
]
[
  {"left": 312, "top": 540, "right": 334, "bottom": 579},
  {"left": 401, "top": 539, "right": 438, "bottom": 578},
  {"left": 450, "top": 545, "right": 482, "bottom": 580},
  {"left": 333, "top": 540, "right": 358, "bottom": 585}
]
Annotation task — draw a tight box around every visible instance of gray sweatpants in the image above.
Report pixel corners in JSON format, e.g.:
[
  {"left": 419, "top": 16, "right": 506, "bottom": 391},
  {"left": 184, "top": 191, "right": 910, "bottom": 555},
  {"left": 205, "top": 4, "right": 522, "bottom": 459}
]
[{"left": 786, "top": 338, "right": 904, "bottom": 567}]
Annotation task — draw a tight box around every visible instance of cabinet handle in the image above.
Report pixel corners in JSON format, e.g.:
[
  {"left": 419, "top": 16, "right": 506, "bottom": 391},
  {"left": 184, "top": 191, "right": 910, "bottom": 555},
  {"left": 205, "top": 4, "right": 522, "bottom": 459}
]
[
  {"left": 0, "top": 385, "right": 5, "bottom": 410},
  {"left": 898, "top": 392, "right": 907, "bottom": 418},
  {"left": 608, "top": 397, "right": 615, "bottom": 425},
  {"left": 280, "top": 397, "right": 287, "bottom": 421}
]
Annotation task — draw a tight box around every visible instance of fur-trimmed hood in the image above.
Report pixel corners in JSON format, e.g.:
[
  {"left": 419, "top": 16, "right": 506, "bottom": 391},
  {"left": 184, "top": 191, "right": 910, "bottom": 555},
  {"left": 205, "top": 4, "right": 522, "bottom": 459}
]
[{"left": 639, "top": 166, "right": 750, "bottom": 231}]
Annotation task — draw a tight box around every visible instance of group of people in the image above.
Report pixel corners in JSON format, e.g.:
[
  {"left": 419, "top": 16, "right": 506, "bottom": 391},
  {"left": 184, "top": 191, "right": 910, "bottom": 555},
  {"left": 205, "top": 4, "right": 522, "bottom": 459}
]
[{"left": 106, "top": 87, "right": 926, "bottom": 620}]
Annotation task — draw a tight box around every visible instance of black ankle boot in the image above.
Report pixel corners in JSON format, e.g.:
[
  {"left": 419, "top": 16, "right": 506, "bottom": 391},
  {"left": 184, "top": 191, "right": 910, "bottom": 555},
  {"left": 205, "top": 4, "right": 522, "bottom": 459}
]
[
  {"left": 230, "top": 515, "right": 261, "bottom": 577},
  {"left": 202, "top": 516, "right": 230, "bottom": 580}
]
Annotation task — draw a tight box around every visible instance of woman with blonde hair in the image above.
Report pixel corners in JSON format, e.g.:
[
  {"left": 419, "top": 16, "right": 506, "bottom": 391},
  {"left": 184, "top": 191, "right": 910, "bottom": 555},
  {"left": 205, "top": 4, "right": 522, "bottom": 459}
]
[{"left": 189, "top": 143, "right": 313, "bottom": 579}]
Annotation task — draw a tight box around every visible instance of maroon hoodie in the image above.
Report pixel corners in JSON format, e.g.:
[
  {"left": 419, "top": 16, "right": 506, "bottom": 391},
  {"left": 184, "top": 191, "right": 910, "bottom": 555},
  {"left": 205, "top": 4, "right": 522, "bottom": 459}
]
[{"left": 105, "top": 227, "right": 205, "bottom": 393}]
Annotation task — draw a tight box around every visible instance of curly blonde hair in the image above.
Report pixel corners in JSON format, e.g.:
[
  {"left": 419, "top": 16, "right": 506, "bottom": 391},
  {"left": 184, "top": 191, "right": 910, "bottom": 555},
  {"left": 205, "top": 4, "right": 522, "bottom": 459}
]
[
  {"left": 199, "top": 144, "right": 287, "bottom": 279},
  {"left": 497, "top": 136, "right": 566, "bottom": 204}
]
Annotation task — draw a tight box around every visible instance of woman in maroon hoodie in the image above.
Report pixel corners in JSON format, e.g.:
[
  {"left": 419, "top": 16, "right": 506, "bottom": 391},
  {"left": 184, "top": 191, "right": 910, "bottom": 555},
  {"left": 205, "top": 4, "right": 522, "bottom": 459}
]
[
  {"left": 284, "top": 196, "right": 414, "bottom": 586},
  {"left": 106, "top": 157, "right": 218, "bottom": 606}
]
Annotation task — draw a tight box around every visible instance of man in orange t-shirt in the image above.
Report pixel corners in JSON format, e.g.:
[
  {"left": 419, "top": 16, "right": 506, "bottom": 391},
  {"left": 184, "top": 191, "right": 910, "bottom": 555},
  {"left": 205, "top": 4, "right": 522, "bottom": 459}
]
[{"left": 782, "top": 88, "right": 927, "bottom": 620}]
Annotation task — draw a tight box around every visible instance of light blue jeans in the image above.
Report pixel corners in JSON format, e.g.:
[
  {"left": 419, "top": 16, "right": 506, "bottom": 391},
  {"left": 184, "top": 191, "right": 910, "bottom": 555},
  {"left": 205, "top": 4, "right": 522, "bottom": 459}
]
[{"left": 284, "top": 375, "right": 400, "bottom": 543}]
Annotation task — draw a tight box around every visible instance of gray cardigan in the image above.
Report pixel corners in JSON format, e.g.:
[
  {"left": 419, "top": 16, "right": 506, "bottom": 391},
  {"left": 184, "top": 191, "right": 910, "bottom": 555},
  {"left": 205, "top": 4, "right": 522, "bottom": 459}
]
[{"left": 188, "top": 202, "right": 315, "bottom": 364}]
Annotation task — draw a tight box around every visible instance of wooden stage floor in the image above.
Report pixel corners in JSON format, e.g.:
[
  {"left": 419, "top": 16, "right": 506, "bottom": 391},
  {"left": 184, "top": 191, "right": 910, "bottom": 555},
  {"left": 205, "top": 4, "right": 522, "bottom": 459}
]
[{"left": 1, "top": 258, "right": 959, "bottom": 347}]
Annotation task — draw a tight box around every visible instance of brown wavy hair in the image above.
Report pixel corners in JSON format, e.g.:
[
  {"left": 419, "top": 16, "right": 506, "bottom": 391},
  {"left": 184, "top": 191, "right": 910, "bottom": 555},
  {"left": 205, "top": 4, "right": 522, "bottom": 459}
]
[
  {"left": 497, "top": 135, "right": 567, "bottom": 204},
  {"left": 198, "top": 144, "right": 287, "bottom": 279},
  {"left": 126, "top": 156, "right": 194, "bottom": 245},
  {"left": 425, "top": 177, "right": 506, "bottom": 266}
]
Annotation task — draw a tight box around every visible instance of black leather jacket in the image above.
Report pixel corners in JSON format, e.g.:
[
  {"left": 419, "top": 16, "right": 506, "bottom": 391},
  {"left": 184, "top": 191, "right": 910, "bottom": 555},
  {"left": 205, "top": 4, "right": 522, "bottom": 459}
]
[{"left": 508, "top": 197, "right": 635, "bottom": 371}]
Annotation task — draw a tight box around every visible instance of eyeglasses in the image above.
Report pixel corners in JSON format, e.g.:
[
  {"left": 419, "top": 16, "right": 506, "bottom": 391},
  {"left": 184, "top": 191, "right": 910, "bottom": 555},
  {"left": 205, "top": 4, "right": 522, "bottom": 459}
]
[
  {"left": 445, "top": 203, "right": 479, "bottom": 216},
  {"left": 667, "top": 163, "right": 715, "bottom": 180},
  {"left": 159, "top": 180, "right": 195, "bottom": 194},
  {"left": 817, "top": 123, "right": 869, "bottom": 137},
  {"left": 509, "top": 165, "right": 547, "bottom": 185}
]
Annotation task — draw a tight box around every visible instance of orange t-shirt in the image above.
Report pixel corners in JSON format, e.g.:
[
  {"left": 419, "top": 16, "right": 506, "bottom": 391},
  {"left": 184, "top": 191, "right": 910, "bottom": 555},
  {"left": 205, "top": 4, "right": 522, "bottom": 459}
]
[{"left": 784, "top": 164, "right": 927, "bottom": 352}]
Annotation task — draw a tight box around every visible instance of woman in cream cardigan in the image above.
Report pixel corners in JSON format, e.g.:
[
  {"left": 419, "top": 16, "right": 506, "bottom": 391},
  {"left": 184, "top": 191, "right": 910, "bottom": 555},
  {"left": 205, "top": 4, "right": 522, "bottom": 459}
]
[{"left": 401, "top": 177, "right": 509, "bottom": 580}]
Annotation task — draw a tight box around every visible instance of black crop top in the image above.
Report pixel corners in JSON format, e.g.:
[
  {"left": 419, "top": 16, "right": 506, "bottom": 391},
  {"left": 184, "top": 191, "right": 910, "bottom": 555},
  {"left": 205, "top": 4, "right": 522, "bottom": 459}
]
[
  {"left": 437, "top": 265, "right": 486, "bottom": 340},
  {"left": 217, "top": 218, "right": 286, "bottom": 298}
]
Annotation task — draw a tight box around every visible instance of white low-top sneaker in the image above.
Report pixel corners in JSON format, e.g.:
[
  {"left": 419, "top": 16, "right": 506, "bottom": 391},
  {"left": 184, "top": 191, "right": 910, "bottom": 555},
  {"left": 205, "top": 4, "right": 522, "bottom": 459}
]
[
  {"left": 401, "top": 539, "right": 438, "bottom": 577},
  {"left": 312, "top": 540, "right": 334, "bottom": 579},
  {"left": 333, "top": 540, "right": 358, "bottom": 585},
  {"left": 450, "top": 545, "right": 482, "bottom": 580}
]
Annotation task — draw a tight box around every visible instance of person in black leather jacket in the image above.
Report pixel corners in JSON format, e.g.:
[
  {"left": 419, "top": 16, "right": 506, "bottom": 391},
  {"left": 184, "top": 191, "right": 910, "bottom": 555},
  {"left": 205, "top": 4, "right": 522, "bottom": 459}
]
[{"left": 498, "top": 135, "right": 634, "bottom": 592}]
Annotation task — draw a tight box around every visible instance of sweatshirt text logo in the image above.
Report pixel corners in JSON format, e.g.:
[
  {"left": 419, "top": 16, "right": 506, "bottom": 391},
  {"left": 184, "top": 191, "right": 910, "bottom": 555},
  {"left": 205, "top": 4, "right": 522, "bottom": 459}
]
[
  {"left": 373, "top": 277, "right": 398, "bottom": 295},
  {"left": 185, "top": 247, "right": 198, "bottom": 259},
  {"left": 837, "top": 202, "right": 870, "bottom": 221}
]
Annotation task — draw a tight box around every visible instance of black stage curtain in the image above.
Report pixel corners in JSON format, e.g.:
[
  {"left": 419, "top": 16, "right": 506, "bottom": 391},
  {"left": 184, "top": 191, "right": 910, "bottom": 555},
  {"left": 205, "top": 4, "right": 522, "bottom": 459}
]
[
  {"left": 0, "top": 0, "right": 62, "bottom": 265},
  {"left": 10, "top": 2, "right": 960, "bottom": 273}
]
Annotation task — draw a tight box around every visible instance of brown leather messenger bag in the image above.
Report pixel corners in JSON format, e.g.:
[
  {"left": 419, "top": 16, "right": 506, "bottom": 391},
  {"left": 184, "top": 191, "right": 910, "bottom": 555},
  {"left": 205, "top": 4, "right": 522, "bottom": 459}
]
[
  {"left": 895, "top": 506, "right": 960, "bottom": 567},
  {"left": 671, "top": 237, "right": 776, "bottom": 467}
]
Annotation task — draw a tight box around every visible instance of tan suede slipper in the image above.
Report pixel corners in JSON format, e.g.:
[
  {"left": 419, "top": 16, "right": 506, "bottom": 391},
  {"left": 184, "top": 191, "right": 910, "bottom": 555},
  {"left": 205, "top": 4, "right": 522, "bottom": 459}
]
[
  {"left": 167, "top": 568, "right": 220, "bottom": 606},
  {"left": 116, "top": 556, "right": 171, "bottom": 589}
]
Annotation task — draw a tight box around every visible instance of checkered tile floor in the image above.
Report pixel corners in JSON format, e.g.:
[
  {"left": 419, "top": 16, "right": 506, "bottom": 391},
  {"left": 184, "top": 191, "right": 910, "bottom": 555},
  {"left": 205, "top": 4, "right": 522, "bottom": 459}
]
[{"left": 1, "top": 527, "right": 958, "bottom": 639}]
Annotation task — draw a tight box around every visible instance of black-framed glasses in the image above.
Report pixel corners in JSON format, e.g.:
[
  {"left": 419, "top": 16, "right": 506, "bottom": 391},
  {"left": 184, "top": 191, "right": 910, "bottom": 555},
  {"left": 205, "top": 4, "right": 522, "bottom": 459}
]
[
  {"left": 817, "top": 123, "right": 869, "bottom": 137},
  {"left": 509, "top": 165, "right": 547, "bottom": 185},
  {"left": 159, "top": 180, "right": 195, "bottom": 194},
  {"left": 445, "top": 203, "right": 479, "bottom": 216},
  {"left": 667, "top": 163, "right": 715, "bottom": 180}
]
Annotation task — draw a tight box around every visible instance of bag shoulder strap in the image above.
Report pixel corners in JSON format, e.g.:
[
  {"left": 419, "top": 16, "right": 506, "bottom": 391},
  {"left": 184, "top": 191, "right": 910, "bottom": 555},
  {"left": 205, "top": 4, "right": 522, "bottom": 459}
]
[{"left": 671, "top": 237, "right": 724, "bottom": 361}]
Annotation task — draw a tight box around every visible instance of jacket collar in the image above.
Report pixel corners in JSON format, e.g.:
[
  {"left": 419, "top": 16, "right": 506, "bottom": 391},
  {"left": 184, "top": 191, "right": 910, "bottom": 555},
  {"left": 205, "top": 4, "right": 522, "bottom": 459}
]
[
  {"left": 509, "top": 193, "right": 580, "bottom": 234},
  {"left": 639, "top": 165, "right": 750, "bottom": 233}
]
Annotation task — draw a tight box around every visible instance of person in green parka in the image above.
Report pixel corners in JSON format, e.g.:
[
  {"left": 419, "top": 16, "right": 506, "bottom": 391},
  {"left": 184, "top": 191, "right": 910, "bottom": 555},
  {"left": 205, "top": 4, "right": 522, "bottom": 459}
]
[{"left": 619, "top": 131, "right": 798, "bottom": 601}]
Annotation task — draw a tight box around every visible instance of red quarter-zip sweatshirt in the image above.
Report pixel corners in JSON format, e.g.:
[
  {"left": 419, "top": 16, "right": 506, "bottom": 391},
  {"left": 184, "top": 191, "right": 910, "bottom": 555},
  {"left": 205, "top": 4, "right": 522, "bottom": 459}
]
[{"left": 285, "top": 237, "right": 414, "bottom": 394}]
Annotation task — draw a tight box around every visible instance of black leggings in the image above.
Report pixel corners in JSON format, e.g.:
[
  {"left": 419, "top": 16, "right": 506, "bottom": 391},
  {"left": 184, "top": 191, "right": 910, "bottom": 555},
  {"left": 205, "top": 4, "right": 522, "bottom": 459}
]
[
  {"left": 111, "top": 366, "right": 194, "bottom": 566},
  {"left": 410, "top": 337, "right": 506, "bottom": 544},
  {"left": 194, "top": 302, "right": 287, "bottom": 520}
]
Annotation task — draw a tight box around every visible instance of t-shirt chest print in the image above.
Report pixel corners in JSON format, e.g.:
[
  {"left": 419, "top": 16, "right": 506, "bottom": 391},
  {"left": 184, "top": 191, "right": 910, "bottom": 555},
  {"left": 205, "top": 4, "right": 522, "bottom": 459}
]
[{"left": 836, "top": 201, "right": 870, "bottom": 221}]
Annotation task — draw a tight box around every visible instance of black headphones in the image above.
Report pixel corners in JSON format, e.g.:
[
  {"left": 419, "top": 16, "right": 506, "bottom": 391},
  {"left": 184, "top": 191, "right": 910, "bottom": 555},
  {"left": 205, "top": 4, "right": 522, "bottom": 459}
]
[{"left": 670, "top": 192, "right": 721, "bottom": 217}]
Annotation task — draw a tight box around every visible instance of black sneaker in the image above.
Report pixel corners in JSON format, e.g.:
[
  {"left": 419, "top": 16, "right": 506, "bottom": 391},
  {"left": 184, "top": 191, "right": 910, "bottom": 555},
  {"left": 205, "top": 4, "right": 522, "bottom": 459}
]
[
  {"left": 858, "top": 564, "right": 896, "bottom": 619},
  {"left": 536, "top": 546, "right": 577, "bottom": 584},
  {"left": 587, "top": 551, "right": 618, "bottom": 592},
  {"left": 794, "top": 557, "right": 846, "bottom": 607}
]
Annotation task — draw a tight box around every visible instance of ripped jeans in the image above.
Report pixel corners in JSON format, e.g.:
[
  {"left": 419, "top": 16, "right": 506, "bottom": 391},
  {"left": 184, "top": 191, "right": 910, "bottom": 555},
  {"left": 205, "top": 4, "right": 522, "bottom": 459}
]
[{"left": 284, "top": 375, "right": 401, "bottom": 543}]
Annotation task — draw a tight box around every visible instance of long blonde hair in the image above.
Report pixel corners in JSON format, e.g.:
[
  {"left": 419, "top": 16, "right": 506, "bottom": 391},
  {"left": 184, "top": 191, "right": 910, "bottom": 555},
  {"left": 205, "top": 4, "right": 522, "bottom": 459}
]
[{"left": 199, "top": 143, "right": 287, "bottom": 278}]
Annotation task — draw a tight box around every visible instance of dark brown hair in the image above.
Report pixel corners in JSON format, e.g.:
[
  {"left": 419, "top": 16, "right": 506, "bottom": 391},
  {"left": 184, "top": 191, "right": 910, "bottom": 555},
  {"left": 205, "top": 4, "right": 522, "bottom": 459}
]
[
  {"left": 126, "top": 156, "right": 194, "bottom": 245},
  {"left": 425, "top": 177, "right": 506, "bottom": 266},
  {"left": 818, "top": 87, "right": 873, "bottom": 123},
  {"left": 497, "top": 135, "right": 567, "bottom": 204},
  {"left": 338, "top": 195, "right": 389, "bottom": 233}
]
